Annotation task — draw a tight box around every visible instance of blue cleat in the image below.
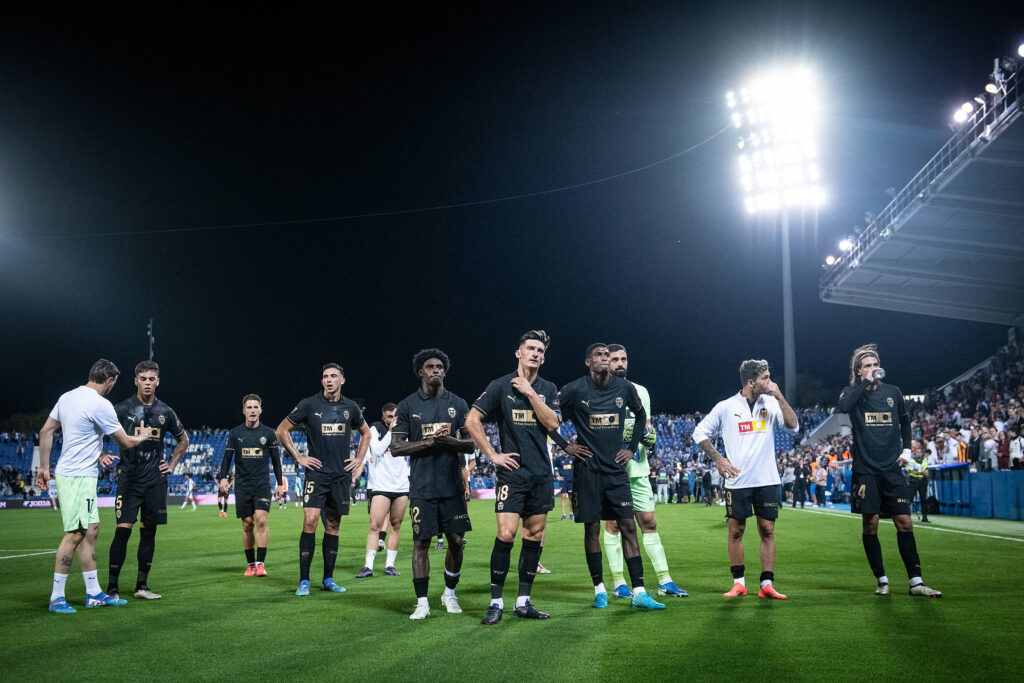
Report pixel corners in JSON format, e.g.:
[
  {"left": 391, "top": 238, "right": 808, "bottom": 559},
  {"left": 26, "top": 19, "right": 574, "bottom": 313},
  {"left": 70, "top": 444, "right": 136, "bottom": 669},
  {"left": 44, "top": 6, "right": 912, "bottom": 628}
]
[
  {"left": 561, "top": 515, "right": 567, "bottom": 520},
  {"left": 631, "top": 591, "right": 667, "bottom": 610},
  {"left": 355, "top": 567, "right": 374, "bottom": 579},
  {"left": 295, "top": 580, "right": 310, "bottom": 596},
  {"left": 658, "top": 581, "right": 689, "bottom": 597},
  {"left": 592, "top": 591, "right": 608, "bottom": 609},
  {"left": 568, "top": 514, "right": 574, "bottom": 520},
  {"left": 48, "top": 597, "right": 76, "bottom": 614},
  {"left": 383, "top": 566, "right": 401, "bottom": 576},
  {"left": 613, "top": 584, "right": 633, "bottom": 599},
  {"left": 85, "top": 592, "right": 127, "bottom": 607},
  {"left": 321, "top": 578, "right": 346, "bottom": 593}
]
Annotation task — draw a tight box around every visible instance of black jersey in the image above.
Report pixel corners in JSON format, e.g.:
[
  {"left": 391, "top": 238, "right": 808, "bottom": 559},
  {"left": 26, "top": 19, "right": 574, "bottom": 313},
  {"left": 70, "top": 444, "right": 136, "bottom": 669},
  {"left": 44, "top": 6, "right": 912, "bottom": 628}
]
[
  {"left": 558, "top": 374, "right": 643, "bottom": 475},
  {"left": 114, "top": 395, "right": 185, "bottom": 487},
  {"left": 220, "top": 423, "right": 283, "bottom": 490},
  {"left": 393, "top": 388, "right": 469, "bottom": 499},
  {"left": 837, "top": 380, "right": 911, "bottom": 475},
  {"left": 472, "top": 372, "right": 559, "bottom": 485},
  {"left": 286, "top": 392, "right": 364, "bottom": 481}
]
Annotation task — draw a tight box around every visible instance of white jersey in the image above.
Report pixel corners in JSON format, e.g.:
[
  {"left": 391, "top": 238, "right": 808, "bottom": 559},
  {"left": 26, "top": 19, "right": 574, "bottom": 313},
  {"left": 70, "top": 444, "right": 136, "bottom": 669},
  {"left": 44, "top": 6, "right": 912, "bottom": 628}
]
[
  {"left": 48, "top": 479, "right": 57, "bottom": 496},
  {"left": 692, "top": 392, "right": 797, "bottom": 489},
  {"left": 50, "top": 386, "right": 122, "bottom": 478},
  {"left": 185, "top": 478, "right": 195, "bottom": 494},
  {"left": 366, "top": 426, "right": 408, "bottom": 493}
]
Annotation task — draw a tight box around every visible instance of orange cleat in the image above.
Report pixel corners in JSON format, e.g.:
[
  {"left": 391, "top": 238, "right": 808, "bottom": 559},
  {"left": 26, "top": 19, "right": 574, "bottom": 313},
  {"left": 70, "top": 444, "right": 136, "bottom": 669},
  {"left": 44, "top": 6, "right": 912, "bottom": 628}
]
[
  {"left": 758, "top": 584, "right": 787, "bottom": 599},
  {"left": 244, "top": 564, "right": 256, "bottom": 577},
  {"left": 254, "top": 563, "right": 267, "bottom": 577},
  {"left": 722, "top": 582, "right": 748, "bottom": 597}
]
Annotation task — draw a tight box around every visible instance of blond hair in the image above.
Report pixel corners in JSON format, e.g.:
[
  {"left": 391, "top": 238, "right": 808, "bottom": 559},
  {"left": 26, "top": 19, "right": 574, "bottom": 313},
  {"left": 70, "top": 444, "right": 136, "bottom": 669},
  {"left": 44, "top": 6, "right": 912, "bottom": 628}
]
[{"left": 849, "top": 344, "right": 879, "bottom": 385}]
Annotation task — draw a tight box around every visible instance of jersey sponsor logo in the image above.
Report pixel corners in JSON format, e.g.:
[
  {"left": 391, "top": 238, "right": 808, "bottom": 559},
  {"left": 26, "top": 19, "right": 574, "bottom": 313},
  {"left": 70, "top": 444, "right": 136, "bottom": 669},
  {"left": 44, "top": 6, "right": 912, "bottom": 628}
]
[
  {"left": 615, "top": 397, "right": 624, "bottom": 408},
  {"left": 134, "top": 426, "right": 162, "bottom": 440},
  {"left": 321, "top": 423, "right": 348, "bottom": 435},
  {"left": 864, "top": 412, "right": 893, "bottom": 425},
  {"left": 512, "top": 409, "right": 536, "bottom": 424},
  {"left": 241, "top": 447, "right": 264, "bottom": 458},
  {"left": 420, "top": 422, "right": 452, "bottom": 437},
  {"left": 589, "top": 413, "right": 619, "bottom": 428},
  {"left": 737, "top": 420, "right": 767, "bottom": 434}
]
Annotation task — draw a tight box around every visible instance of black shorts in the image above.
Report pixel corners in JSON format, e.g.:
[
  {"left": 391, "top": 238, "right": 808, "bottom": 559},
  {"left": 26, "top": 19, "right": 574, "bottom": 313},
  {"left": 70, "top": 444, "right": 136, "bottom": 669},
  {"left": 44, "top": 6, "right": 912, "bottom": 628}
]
[
  {"left": 218, "top": 489, "right": 229, "bottom": 500},
  {"left": 559, "top": 481, "right": 573, "bottom": 497},
  {"left": 851, "top": 469, "right": 911, "bottom": 516},
  {"left": 115, "top": 478, "right": 167, "bottom": 526},
  {"left": 409, "top": 496, "right": 471, "bottom": 540},
  {"left": 302, "top": 476, "right": 351, "bottom": 518},
  {"left": 235, "top": 487, "right": 272, "bottom": 519},
  {"left": 494, "top": 478, "right": 554, "bottom": 517},
  {"left": 725, "top": 485, "right": 780, "bottom": 520},
  {"left": 571, "top": 466, "right": 633, "bottom": 523},
  {"left": 371, "top": 490, "right": 409, "bottom": 502}
]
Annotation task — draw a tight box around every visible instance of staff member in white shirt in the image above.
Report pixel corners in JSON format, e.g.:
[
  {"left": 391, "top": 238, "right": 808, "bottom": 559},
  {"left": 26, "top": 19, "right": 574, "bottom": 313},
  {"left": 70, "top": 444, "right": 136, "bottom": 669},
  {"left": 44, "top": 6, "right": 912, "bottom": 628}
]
[{"left": 693, "top": 359, "right": 798, "bottom": 600}]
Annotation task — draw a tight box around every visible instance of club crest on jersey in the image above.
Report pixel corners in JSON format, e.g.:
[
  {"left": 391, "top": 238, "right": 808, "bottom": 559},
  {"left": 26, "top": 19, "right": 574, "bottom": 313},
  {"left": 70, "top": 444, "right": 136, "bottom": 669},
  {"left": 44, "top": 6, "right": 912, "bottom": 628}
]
[
  {"left": 887, "top": 397, "right": 894, "bottom": 407},
  {"left": 448, "top": 407, "right": 457, "bottom": 418},
  {"left": 158, "top": 414, "right": 166, "bottom": 425},
  {"left": 759, "top": 409, "right": 768, "bottom": 419},
  {"left": 260, "top": 436, "right": 267, "bottom": 445},
  {"left": 343, "top": 410, "right": 350, "bottom": 419},
  {"left": 615, "top": 397, "right": 624, "bottom": 408}
]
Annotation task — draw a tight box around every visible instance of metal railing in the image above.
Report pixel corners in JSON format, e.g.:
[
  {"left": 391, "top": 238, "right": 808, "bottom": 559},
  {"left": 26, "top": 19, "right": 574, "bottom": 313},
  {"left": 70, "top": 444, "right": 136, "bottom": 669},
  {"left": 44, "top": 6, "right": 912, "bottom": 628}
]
[{"left": 821, "top": 60, "right": 1022, "bottom": 292}]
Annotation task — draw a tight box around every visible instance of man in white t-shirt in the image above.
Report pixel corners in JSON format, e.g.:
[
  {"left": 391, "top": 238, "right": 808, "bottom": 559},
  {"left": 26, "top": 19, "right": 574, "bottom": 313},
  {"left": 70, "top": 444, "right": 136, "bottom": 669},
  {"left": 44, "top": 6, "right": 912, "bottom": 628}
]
[
  {"left": 353, "top": 404, "right": 408, "bottom": 578},
  {"left": 35, "top": 359, "right": 149, "bottom": 614},
  {"left": 693, "top": 359, "right": 798, "bottom": 600}
]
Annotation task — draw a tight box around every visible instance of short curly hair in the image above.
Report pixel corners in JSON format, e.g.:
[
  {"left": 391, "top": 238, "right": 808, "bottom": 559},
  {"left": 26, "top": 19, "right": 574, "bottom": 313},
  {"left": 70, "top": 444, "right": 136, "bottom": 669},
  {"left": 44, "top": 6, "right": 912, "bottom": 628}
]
[{"left": 412, "top": 348, "right": 451, "bottom": 377}]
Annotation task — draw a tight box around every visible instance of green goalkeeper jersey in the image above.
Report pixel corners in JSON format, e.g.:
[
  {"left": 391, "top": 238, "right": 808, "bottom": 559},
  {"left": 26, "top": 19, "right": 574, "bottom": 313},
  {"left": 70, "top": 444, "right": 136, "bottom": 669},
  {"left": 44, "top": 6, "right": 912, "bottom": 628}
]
[{"left": 625, "top": 382, "right": 651, "bottom": 479}]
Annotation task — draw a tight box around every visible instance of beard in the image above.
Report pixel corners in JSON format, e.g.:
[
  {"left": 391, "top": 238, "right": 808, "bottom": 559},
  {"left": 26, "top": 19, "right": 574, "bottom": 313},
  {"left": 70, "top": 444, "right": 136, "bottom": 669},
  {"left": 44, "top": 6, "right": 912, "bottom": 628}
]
[{"left": 611, "top": 368, "right": 627, "bottom": 378}]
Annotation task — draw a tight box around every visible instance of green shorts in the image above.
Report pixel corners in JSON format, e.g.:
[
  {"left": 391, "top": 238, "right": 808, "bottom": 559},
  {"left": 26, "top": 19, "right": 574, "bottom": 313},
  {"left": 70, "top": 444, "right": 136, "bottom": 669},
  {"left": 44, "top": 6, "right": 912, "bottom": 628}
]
[
  {"left": 630, "top": 476, "right": 656, "bottom": 513},
  {"left": 56, "top": 474, "right": 99, "bottom": 532}
]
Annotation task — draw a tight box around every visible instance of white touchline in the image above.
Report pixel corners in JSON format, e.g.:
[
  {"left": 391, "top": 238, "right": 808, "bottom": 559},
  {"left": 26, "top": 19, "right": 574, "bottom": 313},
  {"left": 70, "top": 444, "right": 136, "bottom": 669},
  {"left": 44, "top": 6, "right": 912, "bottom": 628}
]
[
  {"left": 789, "top": 507, "right": 1024, "bottom": 543},
  {"left": 0, "top": 551, "right": 59, "bottom": 560}
]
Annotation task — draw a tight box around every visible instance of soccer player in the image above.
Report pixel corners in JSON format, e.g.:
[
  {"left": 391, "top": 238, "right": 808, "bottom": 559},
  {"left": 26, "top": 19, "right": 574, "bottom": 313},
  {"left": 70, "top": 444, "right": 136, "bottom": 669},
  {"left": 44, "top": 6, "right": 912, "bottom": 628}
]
[
  {"left": 217, "top": 479, "right": 230, "bottom": 517},
  {"left": 180, "top": 473, "right": 197, "bottom": 510},
  {"left": 390, "top": 348, "right": 475, "bottom": 620},
  {"left": 553, "top": 444, "right": 574, "bottom": 520},
  {"left": 557, "top": 343, "right": 665, "bottom": 611},
  {"left": 356, "top": 403, "right": 408, "bottom": 578},
  {"left": 602, "top": 344, "right": 688, "bottom": 599},
  {"left": 693, "top": 359, "right": 797, "bottom": 600},
  {"left": 36, "top": 359, "right": 148, "bottom": 613},
  {"left": 293, "top": 471, "right": 303, "bottom": 507},
  {"left": 467, "top": 330, "right": 561, "bottom": 625},
  {"left": 220, "top": 394, "right": 286, "bottom": 577},
  {"left": 837, "top": 344, "right": 941, "bottom": 597},
  {"left": 47, "top": 476, "right": 59, "bottom": 511},
  {"left": 277, "top": 363, "right": 371, "bottom": 596},
  {"left": 106, "top": 360, "right": 190, "bottom": 601}
]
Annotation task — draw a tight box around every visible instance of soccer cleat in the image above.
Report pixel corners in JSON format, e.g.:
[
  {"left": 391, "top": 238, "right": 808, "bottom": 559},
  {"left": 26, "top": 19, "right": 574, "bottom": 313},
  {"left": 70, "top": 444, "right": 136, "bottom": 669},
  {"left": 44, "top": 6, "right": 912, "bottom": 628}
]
[
  {"left": 378, "top": 539, "right": 386, "bottom": 551},
  {"left": 613, "top": 584, "right": 633, "bottom": 599},
  {"left": 355, "top": 567, "right": 374, "bottom": 579},
  {"left": 434, "top": 539, "right": 445, "bottom": 550},
  {"left": 132, "top": 586, "right": 162, "bottom": 600},
  {"left": 321, "top": 579, "right": 346, "bottom": 593},
  {"left": 658, "top": 581, "right": 689, "bottom": 597},
  {"left": 48, "top": 597, "right": 76, "bottom": 614},
  {"left": 722, "top": 583, "right": 748, "bottom": 598},
  {"left": 409, "top": 603, "right": 430, "bottom": 620},
  {"left": 908, "top": 583, "right": 942, "bottom": 598},
  {"left": 86, "top": 592, "right": 127, "bottom": 608},
  {"left": 481, "top": 604, "right": 504, "bottom": 625},
  {"left": 514, "top": 601, "right": 550, "bottom": 620},
  {"left": 592, "top": 591, "right": 608, "bottom": 608},
  {"left": 295, "top": 580, "right": 310, "bottom": 596},
  {"left": 631, "top": 592, "right": 667, "bottom": 610},
  {"left": 875, "top": 582, "right": 890, "bottom": 596},
  {"left": 568, "top": 514, "right": 574, "bottom": 520},
  {"left": 561, "top": 515, "right": 567, "bottom": 521},
  {"left": 758, "top": 585, "right": 787, "bottom": 600},
  {"left": 254, "top": 563, "right": 267, "bottom": 577},
  {"left": 441, "top": 594, "right": 462, "bottom": 613},
  {"left": 536, "top": 563, "right": 551, "bottom": 574},
  {"left": 383, "top": 566, "right": 400, "bottom": 576},
  {"left": 244, "top": 564, "right": 257, "bottom": 577}
]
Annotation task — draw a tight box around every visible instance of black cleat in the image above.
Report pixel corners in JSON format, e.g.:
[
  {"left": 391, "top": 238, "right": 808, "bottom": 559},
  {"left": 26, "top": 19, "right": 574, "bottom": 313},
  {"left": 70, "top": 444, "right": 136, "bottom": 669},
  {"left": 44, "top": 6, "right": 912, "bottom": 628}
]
[
  {"left": 513, "top": 601, "right": 550, "bottom": 620},
  {"left": 481, "top": 604, "right": 504, "bottom": 625}
]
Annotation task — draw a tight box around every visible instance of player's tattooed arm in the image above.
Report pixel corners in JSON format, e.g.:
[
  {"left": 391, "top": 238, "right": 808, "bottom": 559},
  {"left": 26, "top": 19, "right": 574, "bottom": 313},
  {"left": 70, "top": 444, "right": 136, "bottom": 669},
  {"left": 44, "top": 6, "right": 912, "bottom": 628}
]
[
  {"left": 698, "top": 438, "right": 740, "bottom": 478},
  {"left": 161, "top": 430, "right": 190, "bottom": 474}
]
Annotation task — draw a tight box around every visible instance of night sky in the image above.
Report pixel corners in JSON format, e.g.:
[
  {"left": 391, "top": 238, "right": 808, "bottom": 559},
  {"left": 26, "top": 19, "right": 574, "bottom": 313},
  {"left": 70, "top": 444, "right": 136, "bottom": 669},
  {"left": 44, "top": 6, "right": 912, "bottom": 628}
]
[{"left": 1, "top": 4, "right": 1018, "bottom": 426}]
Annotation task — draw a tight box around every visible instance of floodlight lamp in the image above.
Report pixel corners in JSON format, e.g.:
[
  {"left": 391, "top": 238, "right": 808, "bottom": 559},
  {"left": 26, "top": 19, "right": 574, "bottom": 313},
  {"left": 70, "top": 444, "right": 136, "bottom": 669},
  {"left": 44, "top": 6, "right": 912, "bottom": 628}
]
[
  {"left": 838, "top": 238, "right": 853, "bottom": 252},
  {"left": 953, "top": 109, "right": 968, "bottom": 123},
  {"left": 737, "top": 139, "right": 745, "bottom": 150},
  {"left": 960, "top": 101, "right": 974, "bottom": 113},
  {"left": 1019, "top": 43, "right": 1024, "bottom": 58},
  {"left": 825, "top": 255, "right": 836, "bottom": 266},
  {"left": 973, "top": 95, "right": 986, "bottom": 105},
  {"left": 985, "top": 81, "right": 999, "bottom": 94}
]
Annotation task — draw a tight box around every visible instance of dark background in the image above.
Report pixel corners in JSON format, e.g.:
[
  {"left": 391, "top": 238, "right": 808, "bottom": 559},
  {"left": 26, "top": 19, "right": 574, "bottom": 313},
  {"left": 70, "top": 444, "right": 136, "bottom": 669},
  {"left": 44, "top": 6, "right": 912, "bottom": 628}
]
[{"left": 0, "top": 3, "right": 1018, "bottom": 426}]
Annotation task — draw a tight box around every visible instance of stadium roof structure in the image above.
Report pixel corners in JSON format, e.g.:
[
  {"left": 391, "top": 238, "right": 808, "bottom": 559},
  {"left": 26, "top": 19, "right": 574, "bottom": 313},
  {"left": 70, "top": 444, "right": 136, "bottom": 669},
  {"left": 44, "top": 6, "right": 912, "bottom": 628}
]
[{"left": 820, "top": 60, "right": 1024, "bottom": 326}]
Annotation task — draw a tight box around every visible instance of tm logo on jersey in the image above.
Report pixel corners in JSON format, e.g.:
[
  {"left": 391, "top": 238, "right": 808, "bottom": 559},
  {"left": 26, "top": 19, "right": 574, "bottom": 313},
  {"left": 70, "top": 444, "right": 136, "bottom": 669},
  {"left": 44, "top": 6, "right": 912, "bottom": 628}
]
[
  {"left": 589, "top": 414, "right": 619, "bottom": 428},
  {"left": 321, "top": 423, "right": 347, "bottom": 435},
  {"left": 512, "top": 409, "right": 536, "bottom": 425},
  {"left": 421, "top": 423, "right": 452, "bottom": 437},
  {"left": 241, "top": 447, "right": 264, "bottom": 458},
  {"left": 737, "top": 420, "right": 767, "bottom": 434},
  {"left": 865, "top": 412, "right": 893, "bottom": 425}
]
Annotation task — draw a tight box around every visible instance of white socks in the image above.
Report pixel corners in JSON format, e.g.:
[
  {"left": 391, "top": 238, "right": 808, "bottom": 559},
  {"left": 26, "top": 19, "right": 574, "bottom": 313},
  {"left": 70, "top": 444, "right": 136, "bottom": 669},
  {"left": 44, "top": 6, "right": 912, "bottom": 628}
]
[
  {"left": 386, "top": 549, "right": 398, "bottom": 567},
  {"left": 594, "top": 582, "right": 606, "bottom": 595},
  {"left": 51, "top": 573, "right": 68, "bottom": 601},
  {"left": 365, "top": 549, "right": 377, "bottom": 568},
  {"left": 83, "top": 570, "right": 101, "bottom": 595}
]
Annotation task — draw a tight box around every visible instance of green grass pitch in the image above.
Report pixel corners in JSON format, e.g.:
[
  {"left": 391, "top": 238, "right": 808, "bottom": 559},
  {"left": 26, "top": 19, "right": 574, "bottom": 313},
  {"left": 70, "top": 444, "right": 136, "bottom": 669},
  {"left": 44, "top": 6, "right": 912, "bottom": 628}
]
[{"left": 2, "top": 500, "right": 1022, "bottom": 682}]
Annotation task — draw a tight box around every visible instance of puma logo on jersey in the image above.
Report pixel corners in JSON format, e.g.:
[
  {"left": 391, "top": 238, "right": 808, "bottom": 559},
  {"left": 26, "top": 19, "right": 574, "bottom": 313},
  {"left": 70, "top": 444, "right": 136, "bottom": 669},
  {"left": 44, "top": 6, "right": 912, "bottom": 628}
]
[
  {"left": 412, "top": 414, "right": 421, "bottom": 419},
  {"left": 507, "top": 395, "right": 516, "bottom": 401},
  {"left": 580, "top": 400, "right": 591, "bottom": 407},
  {"left": 127, "top": 416, "right": 137, "bottom": 422},
  {"left": 314, "top": 412, "right": 323, "bottom": 418}
]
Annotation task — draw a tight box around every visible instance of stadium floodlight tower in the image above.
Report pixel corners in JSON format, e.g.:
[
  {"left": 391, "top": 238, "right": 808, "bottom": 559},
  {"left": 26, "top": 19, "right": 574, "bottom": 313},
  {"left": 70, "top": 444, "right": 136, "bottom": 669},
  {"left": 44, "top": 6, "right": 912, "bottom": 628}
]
[{"left": 727, "top": 66, "right": 825, "bottom": 402}]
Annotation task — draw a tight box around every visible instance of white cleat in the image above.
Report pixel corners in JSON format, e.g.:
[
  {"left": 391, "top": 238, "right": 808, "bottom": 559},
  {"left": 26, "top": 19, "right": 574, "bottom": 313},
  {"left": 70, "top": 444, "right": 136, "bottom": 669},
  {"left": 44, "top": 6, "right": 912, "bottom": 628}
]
[
  {"left": 441, "top": 594, "right": 462, "bottom": 613},
  {"left": 908, "top": 583, "right": 942, "bottom": 598},
  {"left": 133, "top": 588, "right": 162, "bottom": 600},
  {"left": 874, "top": 583, "right": 890, "bottom": 596},
  {"left": 409, "top": 603, "right": 430, "bottom": 620}
]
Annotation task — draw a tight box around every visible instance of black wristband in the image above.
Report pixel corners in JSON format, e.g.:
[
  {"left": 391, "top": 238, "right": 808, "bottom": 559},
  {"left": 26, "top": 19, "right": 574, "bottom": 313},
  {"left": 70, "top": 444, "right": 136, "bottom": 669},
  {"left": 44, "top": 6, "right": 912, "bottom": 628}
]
[{"left": 548, "top": 429, "right": 570, "bottom": 450}]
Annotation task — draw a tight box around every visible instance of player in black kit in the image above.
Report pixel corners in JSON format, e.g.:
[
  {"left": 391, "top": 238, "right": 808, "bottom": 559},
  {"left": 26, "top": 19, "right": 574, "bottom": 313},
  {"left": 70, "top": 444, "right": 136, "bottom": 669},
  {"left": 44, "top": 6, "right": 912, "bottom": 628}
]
[
  {"left": 467, "top": 330, "right": 561, "bottom": 625},
  {"left": 837, "top": 344, "right": 942, "bottom": 598},
  {"left": 557, "top": 344, "right": 665, "bottom": 611},
  {"left": 106, "top": 361, "right": 189, "bottom": 600},
  {"left": 276, "top": 363, "right": 371, "bottom": 597},
  {"left": 390, "top": 348, "right": 475, "bottom": 620},
  {"left": 219, "top": 394, "right": 285, "bottom": 577}
]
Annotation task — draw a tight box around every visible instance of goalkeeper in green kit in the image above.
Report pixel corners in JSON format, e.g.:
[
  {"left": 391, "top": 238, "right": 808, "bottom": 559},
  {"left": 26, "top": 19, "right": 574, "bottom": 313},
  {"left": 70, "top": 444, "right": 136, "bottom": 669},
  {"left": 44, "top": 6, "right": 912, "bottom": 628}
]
[{"left": 603, "top": 345, "right": 689, "bottom": 598}]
